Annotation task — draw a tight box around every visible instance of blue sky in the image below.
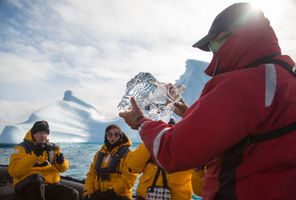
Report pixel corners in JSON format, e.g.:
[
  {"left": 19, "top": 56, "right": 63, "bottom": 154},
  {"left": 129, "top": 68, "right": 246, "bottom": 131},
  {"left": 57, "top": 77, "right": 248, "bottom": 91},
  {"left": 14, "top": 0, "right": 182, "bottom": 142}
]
[{"left": 0, "top": 0, "right": 296, "bottom": 132}]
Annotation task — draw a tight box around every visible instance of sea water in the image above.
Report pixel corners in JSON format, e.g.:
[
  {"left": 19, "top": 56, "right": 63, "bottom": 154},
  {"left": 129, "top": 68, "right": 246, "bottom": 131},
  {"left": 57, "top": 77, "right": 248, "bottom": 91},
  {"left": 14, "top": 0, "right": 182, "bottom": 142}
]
[{"left": 0, "top": 143, "right": 201, "bottom": 200}]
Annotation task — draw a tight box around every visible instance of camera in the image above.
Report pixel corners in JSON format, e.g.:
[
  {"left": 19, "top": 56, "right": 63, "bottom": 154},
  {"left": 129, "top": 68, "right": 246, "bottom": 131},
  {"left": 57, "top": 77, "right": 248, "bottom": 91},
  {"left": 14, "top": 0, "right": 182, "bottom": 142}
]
[{"left": 41, "top": 142, "right": 55, "bottom": 151}]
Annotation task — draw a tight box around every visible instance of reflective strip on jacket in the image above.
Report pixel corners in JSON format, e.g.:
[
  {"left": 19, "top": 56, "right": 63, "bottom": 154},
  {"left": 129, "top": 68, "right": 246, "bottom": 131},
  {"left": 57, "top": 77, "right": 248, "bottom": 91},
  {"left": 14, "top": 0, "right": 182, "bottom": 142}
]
[
  {"left": 84, "top": 134, "right": 137, "bottom": 200},
  {"left": 8, "top": 130, "right": 69, "bottom": 186},
  {"left": 138, "top": 13, "right": 296, "bottom": 200},
  {"left": 127, "top": 143, "right": 193, "bottom": 200}
]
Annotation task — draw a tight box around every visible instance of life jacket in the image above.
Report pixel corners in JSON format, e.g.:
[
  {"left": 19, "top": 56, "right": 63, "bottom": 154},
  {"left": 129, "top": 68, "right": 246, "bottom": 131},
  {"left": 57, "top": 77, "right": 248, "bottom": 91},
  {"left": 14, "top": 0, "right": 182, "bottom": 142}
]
[
  {"left": 19, "top": 140, "right": 56, "bottom": 167},
  {"left": 214, "top": 55, "right": 296, "bottom": 200},
  {"left": 94, "top": 145, "right": 130, "bottom": 177}
]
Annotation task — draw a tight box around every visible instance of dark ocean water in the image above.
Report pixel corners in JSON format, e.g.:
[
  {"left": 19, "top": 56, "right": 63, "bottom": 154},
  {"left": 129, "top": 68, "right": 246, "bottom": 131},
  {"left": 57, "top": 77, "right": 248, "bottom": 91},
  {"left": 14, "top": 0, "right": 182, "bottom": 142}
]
[{"left": 0, "top": 143, "right": 201, "bottom": 199}]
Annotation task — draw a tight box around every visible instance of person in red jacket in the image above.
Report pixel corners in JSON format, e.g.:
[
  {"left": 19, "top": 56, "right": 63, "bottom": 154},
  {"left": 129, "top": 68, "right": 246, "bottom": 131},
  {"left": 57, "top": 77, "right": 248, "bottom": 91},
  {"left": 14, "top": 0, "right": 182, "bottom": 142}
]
[{"left": 120, "top": 3, "right": 296, "bottom": 200}]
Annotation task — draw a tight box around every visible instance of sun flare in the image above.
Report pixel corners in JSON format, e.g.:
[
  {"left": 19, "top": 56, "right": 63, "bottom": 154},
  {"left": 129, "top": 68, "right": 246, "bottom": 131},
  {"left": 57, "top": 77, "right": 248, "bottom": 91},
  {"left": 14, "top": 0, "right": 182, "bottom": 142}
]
[{"left": 246, "top": 0, "right": 286, "bottom": 23}]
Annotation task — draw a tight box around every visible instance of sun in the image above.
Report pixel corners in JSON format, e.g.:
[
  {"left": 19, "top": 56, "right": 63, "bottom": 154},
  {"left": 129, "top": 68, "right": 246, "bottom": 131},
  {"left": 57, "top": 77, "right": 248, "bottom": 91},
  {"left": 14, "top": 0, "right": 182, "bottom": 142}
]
[{"left": 245, "top": 0, "right": 287, "bottom": 23}]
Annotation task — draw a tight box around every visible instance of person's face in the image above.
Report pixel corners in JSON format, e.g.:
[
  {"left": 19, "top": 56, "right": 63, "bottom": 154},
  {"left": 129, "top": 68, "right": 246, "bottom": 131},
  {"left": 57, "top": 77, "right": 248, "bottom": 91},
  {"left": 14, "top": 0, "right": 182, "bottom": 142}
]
[
  {"left": 106, "top": 128, "right": 121, "bottom": 144},
  {"left": 33, "top": 131, "right": 49, "bottom": 144}
]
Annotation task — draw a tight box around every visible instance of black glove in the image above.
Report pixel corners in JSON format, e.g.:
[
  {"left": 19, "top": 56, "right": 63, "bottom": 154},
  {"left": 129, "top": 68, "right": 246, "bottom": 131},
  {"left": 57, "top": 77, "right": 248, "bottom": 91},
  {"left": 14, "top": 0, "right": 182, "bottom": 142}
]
[
  {"left": 55, "top": 153, "right": 65, "bottom": 164},
  {"left": 33, "top": 143, "right": 46, "bottom": 156},
  {"left": 43, "top": 142, "right": 55, "bottom": 151},
  {"left": 98, "top": 189, "right": 117, "bottom": 200}
]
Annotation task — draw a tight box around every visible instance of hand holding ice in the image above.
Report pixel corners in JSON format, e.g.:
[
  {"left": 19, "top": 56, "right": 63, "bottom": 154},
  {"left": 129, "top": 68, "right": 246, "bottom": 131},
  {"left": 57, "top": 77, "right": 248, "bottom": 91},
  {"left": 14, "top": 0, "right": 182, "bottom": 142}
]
[{"left": 118, "top": 72, "right": 185, "bottom": 122}]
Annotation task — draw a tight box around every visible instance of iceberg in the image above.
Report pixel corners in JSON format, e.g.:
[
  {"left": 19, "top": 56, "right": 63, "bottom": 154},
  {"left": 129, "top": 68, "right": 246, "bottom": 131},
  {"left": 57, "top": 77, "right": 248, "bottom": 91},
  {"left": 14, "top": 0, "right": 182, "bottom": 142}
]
[
  {"left": 0, "top": 90, "right": 138, "bottom": 144},
  {"left": 0, "top": 59, "right": 210, "bottom": 144}
]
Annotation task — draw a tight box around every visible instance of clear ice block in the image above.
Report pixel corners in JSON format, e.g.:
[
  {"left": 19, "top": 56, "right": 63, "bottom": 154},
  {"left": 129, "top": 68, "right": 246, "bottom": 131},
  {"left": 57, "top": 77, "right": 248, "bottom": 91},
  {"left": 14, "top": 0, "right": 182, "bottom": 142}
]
[{"left": 118, "top": 72, "right": 185, "bottom": 122}]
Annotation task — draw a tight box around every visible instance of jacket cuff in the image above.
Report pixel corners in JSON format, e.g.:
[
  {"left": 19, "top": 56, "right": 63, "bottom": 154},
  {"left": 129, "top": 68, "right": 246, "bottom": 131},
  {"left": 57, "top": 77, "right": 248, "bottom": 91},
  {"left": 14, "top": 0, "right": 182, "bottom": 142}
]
[{"left": 136, "top": 115, "right": 145, "bottom": 130}]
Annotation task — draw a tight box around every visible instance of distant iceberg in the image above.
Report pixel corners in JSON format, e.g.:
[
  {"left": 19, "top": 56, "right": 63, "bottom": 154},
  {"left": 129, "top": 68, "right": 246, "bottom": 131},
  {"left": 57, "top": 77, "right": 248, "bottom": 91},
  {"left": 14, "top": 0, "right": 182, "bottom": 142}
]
[
  {"left": 0, "top": 59, "right": 210, "bottom": 144},
  {"left": 0, "top": 90, "right": 135, "bottom": 144}
]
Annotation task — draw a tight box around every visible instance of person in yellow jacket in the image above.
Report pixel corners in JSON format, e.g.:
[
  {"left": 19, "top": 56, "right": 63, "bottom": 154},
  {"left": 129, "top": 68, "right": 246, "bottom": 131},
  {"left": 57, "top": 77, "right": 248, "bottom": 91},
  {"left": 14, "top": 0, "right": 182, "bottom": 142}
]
[
  {"left": 127, "top": 142, "right": 193, "bottom": 200},
  {"left": 191, "top": 167, "right": 206, "bottom": 197},
  {"left": 8, "top": 120, "right": 79, "bottom": 200},
  {"left": 83, "top": 124, "right": 137, "bottom": 200}
]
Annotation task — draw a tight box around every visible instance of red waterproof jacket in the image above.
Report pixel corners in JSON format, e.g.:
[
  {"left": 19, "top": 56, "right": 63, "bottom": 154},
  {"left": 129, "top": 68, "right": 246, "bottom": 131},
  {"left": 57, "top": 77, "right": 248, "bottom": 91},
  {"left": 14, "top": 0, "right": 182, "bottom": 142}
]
[{"left": 138, "top": 15, "right": 296, "bottom": 200}]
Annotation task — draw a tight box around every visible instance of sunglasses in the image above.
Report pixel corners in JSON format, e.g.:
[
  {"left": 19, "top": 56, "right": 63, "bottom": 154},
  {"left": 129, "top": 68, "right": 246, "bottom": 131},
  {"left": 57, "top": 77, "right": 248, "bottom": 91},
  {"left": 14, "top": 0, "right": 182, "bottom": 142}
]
[
  {"left": 106, "top": 131, "right": 121, "bottom": 138},
  {"left": 208, "top": 31, "right": 234, "bottom": 53}
]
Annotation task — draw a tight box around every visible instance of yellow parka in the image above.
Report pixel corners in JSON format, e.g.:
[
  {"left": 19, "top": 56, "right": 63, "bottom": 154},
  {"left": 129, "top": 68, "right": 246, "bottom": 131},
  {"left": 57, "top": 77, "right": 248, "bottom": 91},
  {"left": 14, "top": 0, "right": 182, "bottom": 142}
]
[
  {"left": 84, "top": 133, "right": 137, "bottom": 199},
  {"left": 8, "top": 130, "right": 69, "bottom": 186},
  {"left": 127, "top": 143, "right": 193, "bottom": 200}
]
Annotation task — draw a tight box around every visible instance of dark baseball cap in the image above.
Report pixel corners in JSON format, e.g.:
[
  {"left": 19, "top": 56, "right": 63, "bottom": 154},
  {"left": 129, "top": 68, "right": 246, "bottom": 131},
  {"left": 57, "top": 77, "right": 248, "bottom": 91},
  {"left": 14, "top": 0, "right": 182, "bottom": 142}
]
[{"left": 193, "top": 3, "right": 262, "bottom": 51}]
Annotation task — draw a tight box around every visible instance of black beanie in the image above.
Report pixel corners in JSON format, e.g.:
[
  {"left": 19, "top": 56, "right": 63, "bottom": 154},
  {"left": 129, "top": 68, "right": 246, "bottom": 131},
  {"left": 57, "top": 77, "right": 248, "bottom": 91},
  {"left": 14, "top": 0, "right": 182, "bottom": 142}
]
[{"left": 31, "top": 120, "right": 50, "bottom": 135}]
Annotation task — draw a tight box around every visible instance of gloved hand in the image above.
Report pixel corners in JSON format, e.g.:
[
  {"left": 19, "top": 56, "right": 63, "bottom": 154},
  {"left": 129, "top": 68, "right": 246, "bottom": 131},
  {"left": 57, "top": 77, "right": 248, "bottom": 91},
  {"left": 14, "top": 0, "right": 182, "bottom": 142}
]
[
  {"left": 55, "top": 153, "right": 65, "bottom": 164},
  {"left": 33, "top": 143, "right": 46, "bottom": 156},
  {"left": 98, "top": 189, "right": 117, "bottom": 200}
]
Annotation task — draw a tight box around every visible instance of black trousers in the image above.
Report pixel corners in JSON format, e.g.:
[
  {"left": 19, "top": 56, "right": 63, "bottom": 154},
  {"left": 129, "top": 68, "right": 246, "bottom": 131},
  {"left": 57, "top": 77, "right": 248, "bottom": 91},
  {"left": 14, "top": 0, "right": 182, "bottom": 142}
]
[
  {"left": 86, "top": 191, "right": 130, "bottom": 200},
  {"left": 134, "top": 196, "right": 145, "bottom": 200},
  {"left": 15, "top": 174, "right": 79, "bottom": 200}
]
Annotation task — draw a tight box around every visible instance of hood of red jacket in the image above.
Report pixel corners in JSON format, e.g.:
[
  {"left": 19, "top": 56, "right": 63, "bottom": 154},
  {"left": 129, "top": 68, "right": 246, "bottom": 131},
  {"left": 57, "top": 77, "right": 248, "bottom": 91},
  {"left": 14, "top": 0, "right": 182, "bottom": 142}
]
[{"left": 205, "top": 16, "right": 281, "bottom": 77}]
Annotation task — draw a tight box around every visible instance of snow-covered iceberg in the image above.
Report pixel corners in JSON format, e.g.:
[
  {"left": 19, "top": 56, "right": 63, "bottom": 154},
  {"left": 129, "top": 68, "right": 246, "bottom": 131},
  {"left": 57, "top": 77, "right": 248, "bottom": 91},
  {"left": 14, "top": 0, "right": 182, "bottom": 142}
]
[
  {"left": 0, "top": 90, "right": 136, "bottom": 144},
  {"left": 0, "top": 59, "right": 210, "bottom": 144}
]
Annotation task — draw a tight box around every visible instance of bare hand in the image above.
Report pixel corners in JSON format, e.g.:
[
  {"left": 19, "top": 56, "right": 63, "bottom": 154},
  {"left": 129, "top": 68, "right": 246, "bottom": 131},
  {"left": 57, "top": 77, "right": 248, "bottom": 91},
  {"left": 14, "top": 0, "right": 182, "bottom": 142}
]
[
  {"left": 119, "top": 97, "right": 144, "bottom": 130},
  {"left": 174, "top": 99, "right": 188, "bottom": 117}
]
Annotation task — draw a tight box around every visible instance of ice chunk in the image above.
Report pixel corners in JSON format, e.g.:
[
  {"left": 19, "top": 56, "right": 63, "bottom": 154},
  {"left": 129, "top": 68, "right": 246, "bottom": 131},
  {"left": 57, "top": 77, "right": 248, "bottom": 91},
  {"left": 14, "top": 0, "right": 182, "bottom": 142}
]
[{"left": 118, "top": 72, "right": 185, "bottom": 122}]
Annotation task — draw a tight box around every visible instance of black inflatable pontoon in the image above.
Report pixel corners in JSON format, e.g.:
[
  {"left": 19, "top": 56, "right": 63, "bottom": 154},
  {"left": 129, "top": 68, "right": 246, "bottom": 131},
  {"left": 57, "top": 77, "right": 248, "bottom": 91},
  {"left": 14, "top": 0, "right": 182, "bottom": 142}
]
[{"left": 0, "top": 164, "right": 84, "bottom": 200}]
